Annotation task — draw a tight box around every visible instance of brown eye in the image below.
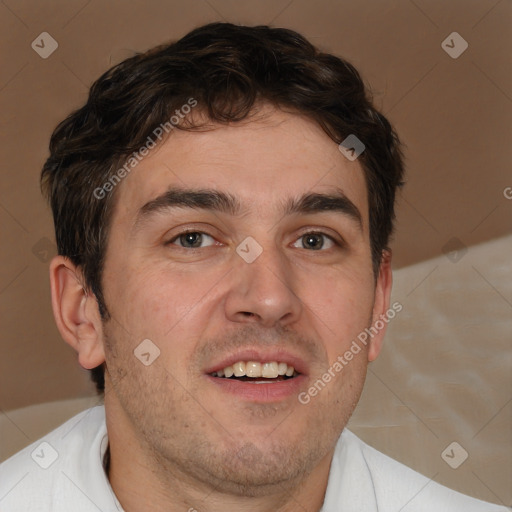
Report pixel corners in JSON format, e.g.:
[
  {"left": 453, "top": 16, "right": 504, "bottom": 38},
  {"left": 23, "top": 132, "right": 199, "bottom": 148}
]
[
  {"left": 292, "top": 232, "right": 336, "bottom": 251},
  {"left": 302, "top": 233, "right": 323, "bottom": 250}
]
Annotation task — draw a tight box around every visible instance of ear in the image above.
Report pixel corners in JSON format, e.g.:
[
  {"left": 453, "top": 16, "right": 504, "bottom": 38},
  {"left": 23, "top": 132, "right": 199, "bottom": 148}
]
[
  {"left": 49, "top": 255, "right": 105, "bottom": 369},
  {"left": 367, "top": 249, "right": 393, "bottom": 362}
]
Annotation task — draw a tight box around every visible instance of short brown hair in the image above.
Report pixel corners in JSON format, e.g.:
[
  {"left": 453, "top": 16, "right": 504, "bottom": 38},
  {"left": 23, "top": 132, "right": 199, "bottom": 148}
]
[{"left": 41, "top": 22, "right": 405, "bottom": 393}]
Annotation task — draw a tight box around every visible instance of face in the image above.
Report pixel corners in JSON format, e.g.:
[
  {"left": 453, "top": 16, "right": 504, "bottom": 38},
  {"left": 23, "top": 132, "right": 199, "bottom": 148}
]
[{"left": 99, "top": 105, "right": 389, "bottom": 495}]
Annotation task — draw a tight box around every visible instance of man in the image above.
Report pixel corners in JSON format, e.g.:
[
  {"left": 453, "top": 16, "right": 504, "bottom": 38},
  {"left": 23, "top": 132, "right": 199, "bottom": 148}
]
[{"left": 0, "top": 22, "right": 507, "bottom": 512}]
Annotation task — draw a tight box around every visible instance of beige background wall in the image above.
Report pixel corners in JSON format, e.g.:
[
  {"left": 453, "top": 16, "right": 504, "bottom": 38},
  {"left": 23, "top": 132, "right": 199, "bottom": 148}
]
[{"left": 0, "top": 0, "right": 510, "bottom": 507}]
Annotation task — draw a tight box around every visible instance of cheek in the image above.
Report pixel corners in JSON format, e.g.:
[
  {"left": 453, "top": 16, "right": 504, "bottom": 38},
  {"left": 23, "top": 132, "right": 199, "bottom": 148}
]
[
  {"left": 111, "top": 263, "right": 220, "bottom": 345},
  {"left": 101, "top": 269, "right": 207, "bottom": 394},
  {"left": 308, "top": 266, "right": 374, "bottom": 324},
  {"left": 305, "top": 269, "right": 374, "bottom": 360}
]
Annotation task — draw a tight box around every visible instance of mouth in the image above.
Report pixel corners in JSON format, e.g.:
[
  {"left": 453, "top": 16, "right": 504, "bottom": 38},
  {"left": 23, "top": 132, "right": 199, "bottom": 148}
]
[
  {"left": 204, "top": 352, "right": 307, "bottom": 402},
  {"left": 209, "top": 361, "right": 300, "bottom": 383}
]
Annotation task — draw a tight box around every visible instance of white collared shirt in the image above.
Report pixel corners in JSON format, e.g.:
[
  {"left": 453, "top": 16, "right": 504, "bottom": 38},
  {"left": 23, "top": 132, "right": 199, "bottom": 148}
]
[{"left": 0, "top": 406, "right": 508, "bottom": 511}]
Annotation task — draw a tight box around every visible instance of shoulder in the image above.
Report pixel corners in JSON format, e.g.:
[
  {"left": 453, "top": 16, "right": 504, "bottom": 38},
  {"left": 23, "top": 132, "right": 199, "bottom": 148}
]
[
  {"left": 322, "top": 429, "right": 509, "bottom": 512},
  {"left": 0, "top": 406, "right": 119, "bottom": 512}
]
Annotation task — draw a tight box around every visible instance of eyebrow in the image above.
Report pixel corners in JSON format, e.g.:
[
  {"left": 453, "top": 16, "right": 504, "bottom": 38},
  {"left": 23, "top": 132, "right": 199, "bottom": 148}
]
[{"left": 132, "top": 186, "right": 363, "bottom": 234}]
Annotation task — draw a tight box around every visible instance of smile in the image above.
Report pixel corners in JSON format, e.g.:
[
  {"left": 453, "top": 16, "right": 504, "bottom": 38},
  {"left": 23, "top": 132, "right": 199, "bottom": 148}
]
[
  {"left": 206, "top": 360, "right": 306, "bottom": 402},
  {"left": 209, "top": 360, "right": 299, "bottom": 381}
]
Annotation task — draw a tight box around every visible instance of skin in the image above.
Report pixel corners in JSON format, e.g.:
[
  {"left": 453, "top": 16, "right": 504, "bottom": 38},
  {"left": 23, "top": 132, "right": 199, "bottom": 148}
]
[{"left": 49, "top": 104, "right": 392, "bottom": 512}]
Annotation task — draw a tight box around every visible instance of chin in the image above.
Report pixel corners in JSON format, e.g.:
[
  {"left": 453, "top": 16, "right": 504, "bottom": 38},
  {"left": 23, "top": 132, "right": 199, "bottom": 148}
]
[{"left": 176, "top": 434, "right": 322, "bottom": 497}]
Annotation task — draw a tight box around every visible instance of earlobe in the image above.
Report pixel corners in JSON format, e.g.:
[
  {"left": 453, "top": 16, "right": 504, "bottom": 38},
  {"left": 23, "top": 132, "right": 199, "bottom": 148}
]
[
  {"left": 367, "top": 249, "right": 393, "bottom": 362},
  {"left": 49, "top": 255, "right": 105, "bottom": 370}
]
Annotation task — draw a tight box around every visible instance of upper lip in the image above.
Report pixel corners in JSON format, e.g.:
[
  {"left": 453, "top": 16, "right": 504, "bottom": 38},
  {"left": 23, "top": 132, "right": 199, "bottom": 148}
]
[{"left": 204, "top": 348, "right": 309, "bottom": 376}]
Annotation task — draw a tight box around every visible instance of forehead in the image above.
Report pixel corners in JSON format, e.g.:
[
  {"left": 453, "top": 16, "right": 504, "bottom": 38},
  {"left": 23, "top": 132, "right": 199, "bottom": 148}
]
[{"left": 112, "top": 107, "right": 369, "bottom": 228}]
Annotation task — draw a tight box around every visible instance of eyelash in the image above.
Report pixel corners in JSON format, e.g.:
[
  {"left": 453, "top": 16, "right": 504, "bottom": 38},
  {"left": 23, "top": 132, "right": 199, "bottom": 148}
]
[{"left": 166, "top": 229, "right": 342, "bottom": 250}]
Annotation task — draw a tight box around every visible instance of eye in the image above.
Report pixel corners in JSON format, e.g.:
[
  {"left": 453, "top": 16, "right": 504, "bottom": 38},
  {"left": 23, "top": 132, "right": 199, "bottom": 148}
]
[
  {"left": 292, "top": 232, "right": 336, "bottom": 251},
  {"left": 168, "top": 231, "right": 216, "bottom": 249}
]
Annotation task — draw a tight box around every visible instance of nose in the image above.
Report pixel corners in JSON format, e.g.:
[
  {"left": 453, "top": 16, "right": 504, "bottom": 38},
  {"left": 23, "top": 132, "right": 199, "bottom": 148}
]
[{"left": 224, "top": 242, "right": 303, "bottom": 328}]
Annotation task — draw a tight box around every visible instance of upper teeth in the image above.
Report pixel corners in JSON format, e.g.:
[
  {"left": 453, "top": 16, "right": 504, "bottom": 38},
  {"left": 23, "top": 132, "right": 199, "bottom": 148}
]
[{"left": 212, "top": 361, "right": 296, "bottom": 378}]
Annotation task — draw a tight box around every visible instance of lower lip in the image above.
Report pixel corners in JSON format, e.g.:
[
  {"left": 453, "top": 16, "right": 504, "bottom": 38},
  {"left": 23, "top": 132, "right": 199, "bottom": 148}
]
[{"left": 205, "top": 374, "right": 307, "bottom": 402}]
